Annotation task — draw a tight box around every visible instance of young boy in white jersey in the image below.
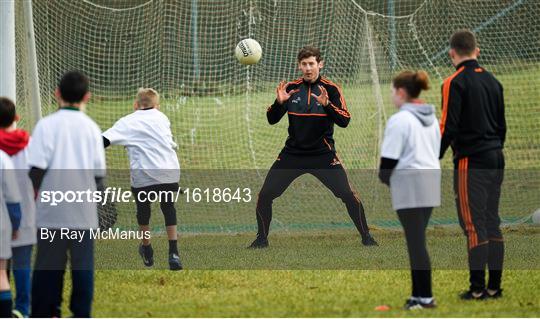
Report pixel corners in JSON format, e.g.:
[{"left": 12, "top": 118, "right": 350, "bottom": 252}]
[
  {"left": 0, "top": 150, "right": 22, "bottom": 317},
  {"left": 102, "top": 88, "right": 181, "bottom": 270},
  {"left": 27, "top": 71, "right": 106, "bottom": 317},
  {"left": 379, "top": 71, "right": 441, "bottom": 310},
  {"left": 0, "top": 97, "right": 36, "bottom": 318}
]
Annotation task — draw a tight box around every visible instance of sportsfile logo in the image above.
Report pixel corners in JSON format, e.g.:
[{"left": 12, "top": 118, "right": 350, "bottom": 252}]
[
  {"left": 39, "top": 186, "right": 252, "bottom": 205},
  {"left": 39, "top": 187, "right": 182, "bottom": 206}
]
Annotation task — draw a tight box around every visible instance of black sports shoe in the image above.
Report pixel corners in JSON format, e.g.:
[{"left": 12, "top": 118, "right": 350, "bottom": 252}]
[
  {"left": 139, "top": 243, "right": 154, "bottom": 267},
  {"left": 169, "top": 253, "right": 183, "bottom": 271},
  {"left": 459, "top": 289, "right": 487, "bottom": 300},
  {"left": 486, "top": 288, "right": 503, "bottom": 299},
  {"left": 403, "top": 298, "right": 437, "bottom": 310},
  {"left": 361, "top": 234, "right": 379, "bottom": 246},
  {"left": 248, "top": 236, "right": 269, "bottom": 249}
]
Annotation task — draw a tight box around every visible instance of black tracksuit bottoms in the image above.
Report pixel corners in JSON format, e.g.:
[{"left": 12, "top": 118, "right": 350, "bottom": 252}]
[
  {"left": 454, "top": 149, "right": 505, "bottom": 292},
  {"left": 255, "top": 151, "right": 371, "bottom": 239}
]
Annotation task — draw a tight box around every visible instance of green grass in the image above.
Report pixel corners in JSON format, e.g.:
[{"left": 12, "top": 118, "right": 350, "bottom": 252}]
[
  {"left": 88, "top": 270, "right": 539, "bottom": 317},
  {"left": 93, "top": 227, "right": 539, "bottom": 270},
  {"left": 82, "top": 64, "right": 540, "bottom": 232},
  {"left": 22, "top": 64, "right": 539, "bottom": 317},
  {"left": 54, "top": 227, "right": 540, "bottom": 317},
  {"left": 19, "top": 64, "right": 535, "bottom": 234}
]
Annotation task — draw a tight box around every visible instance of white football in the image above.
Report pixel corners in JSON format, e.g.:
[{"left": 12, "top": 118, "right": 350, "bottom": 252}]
[
  {"left": 532, "top": 209, "right": 540, "bottom": 225},
  {"left": 235, "top": 38, "right": 262, "bottom": 65}
]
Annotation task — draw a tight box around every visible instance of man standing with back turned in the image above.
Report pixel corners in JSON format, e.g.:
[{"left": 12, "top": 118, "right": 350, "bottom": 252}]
[{"left": 440, "top": 30, "right": 506, "bottom": 300}]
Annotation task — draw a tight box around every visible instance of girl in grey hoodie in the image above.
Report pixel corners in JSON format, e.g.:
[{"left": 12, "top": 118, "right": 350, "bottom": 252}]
[{"left": 379, "top": 70, "right": 441, "bottom": 310}]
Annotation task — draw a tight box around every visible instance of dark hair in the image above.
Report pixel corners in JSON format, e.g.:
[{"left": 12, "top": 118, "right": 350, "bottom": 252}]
[
  {"left": 450, "top": 29, "right": 477, "bottom": 56},
  {"left": 0, "top": 97, "right": 16, "bottom": 128},
  {"left": 297, "top": 46, "right": 322, "bottom": 62},
  {"left": 392, "top": 70, "right": 430, "bottom": 98},
  {"left": 58, "top": 70, "right": 89, "bottom": 103}
]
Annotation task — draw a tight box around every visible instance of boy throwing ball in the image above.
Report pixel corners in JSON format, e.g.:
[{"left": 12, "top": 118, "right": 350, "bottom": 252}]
[{"left": 103, "top": 88, "right": 182, "bottom": 270}]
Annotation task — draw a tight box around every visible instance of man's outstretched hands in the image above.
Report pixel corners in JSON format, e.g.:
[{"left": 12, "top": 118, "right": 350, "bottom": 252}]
[
  {"left": 311, "top": 85, "right": 329, "bottom": 107},
  {"left": 276, "top": 81, "right": 299, "bottom": 105}
]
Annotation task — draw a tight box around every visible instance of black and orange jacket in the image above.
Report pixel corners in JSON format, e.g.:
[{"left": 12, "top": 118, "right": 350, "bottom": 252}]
[
  {"left": 266, "top": 76, "right": 350, "bottom": 155},
  {"left": 440, "top": 59, "right": 506, "bottom": 159}
]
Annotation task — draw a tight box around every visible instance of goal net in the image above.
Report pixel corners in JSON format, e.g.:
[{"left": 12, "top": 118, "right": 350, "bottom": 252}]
[{"left": 14, "top": 0, "right": 540, "bottom": 233}]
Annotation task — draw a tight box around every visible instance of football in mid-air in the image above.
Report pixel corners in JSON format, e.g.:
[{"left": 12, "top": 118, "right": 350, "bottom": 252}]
[{"left": 235, "top": 38, "right": 262, "bottom": 65}]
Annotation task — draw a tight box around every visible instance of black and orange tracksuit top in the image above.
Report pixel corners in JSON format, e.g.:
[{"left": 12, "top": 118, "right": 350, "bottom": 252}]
[
  {"left": 440, "top": 59, "right": 506, "bottom": 159},
  {"left": 266, "top": 76, "right": 351, "bottom": 155}
]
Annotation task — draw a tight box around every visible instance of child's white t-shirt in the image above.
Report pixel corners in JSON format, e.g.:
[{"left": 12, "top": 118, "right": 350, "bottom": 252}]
[
  {"left": 11, "top": 147, "right": 37, "bottom": 247},
  {"left": 0, "top": 150, "right": 21, "bottom": 258},
  {"left": 102, "top": 108, "right": 180, "bottom": 188},
  {"left": 27, "top": 108, "right": 106, "bottom": 229}
]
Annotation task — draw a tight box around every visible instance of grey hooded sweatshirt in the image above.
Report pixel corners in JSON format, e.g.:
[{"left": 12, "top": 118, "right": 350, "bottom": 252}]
[
  {"left": 380, "top": 103, "right": 442, "bottom": 210},
  {"left": 401, "top": 103, "right": 437, "bottom": 126}
]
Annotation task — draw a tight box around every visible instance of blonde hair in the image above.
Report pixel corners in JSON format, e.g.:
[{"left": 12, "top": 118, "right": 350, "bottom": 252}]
[{"left": 136, "top": 88, "right": 159, "bottom": 109}]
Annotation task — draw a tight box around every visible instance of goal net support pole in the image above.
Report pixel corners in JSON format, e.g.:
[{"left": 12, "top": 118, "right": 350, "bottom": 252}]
[
  {"left": 0, "top": 0, "right": 16, "bottom": 102},
  {"left": 22, "top": 0, "right": 42, "bottom": 127}
]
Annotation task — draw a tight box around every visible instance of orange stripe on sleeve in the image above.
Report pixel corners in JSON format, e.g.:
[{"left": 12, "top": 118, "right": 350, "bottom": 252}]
[
  {"left": 440, "top": 66, "right": 465, "bottom": 135},
  {"left": 286, "top": 78, "right": 303, "bottom": 87},
  {"left": 321, "top": 78, "right": 349, "bottom": 113},
  {"left": 330, "top": 103, "right": 351, "bottom": 118}
]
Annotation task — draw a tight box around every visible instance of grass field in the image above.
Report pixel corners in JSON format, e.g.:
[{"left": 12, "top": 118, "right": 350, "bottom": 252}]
[
  {"left": 22, "top": 65, "right": 539, "bottom": 317},
  {"left": 9, "top": 1, "right": 538, "bottom": 316},
  {"left": 87, "top": 65, "right": 540, "bottom": 234},
  {"left": 93, "top": 228, "right": 540, "bottom": 270},
  {"left": 54, "top": 227, "right": 539, "bottom": 317},
  {"left": 89, "top": 270, "right": 539, "bottom": 317}
]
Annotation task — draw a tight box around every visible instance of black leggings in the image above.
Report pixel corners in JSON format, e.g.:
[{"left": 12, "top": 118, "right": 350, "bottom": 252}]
[
  {"left": 256, "top": 152, "right": 370, "bottom": 239},
  {"left": 397, "top": 207, "right": 432, "bottom": 298},
  {"left": 132, "top": 183, "right": 178, "bottom": 226}
]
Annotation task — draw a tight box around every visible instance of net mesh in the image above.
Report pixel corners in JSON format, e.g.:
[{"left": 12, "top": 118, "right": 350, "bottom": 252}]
[{"left": 14, "top": 0, "right": 540, "bottom": 232}]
